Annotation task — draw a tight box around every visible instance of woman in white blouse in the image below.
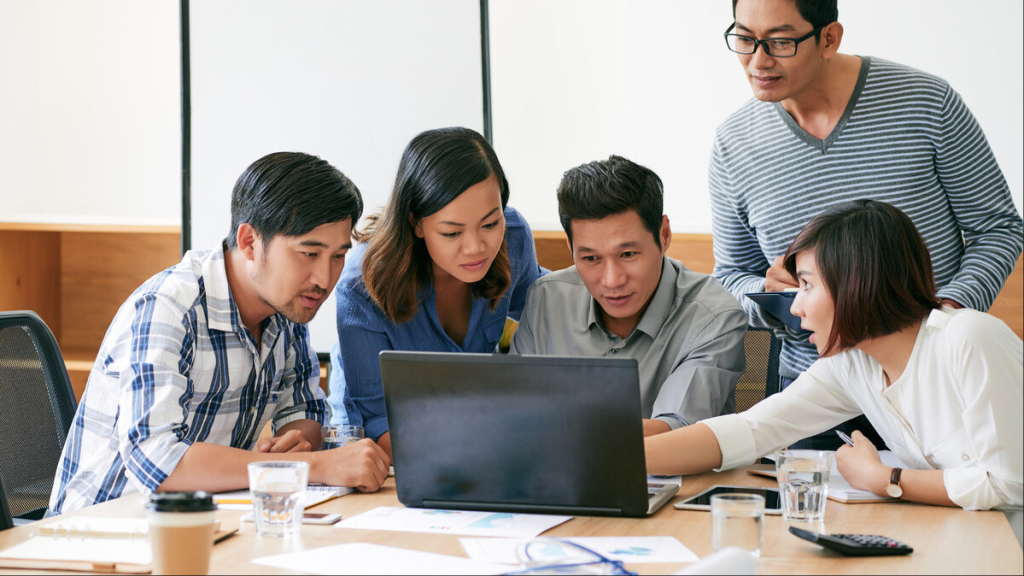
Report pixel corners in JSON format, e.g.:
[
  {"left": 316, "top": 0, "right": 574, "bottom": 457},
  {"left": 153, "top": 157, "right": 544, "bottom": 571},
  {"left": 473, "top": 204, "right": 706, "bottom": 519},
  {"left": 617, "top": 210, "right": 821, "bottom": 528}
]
[{"left": 646, "top": 200, "right": 1023, "bottom": 510}]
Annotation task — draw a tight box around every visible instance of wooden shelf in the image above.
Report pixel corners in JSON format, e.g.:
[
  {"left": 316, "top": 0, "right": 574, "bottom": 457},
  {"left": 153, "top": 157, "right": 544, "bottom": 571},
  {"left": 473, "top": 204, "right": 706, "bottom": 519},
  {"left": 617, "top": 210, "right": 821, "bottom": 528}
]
[
  {"left": 0, "top": 223, "right": 182, "bottom": 401},
  {"left": 0, "top": 222, "right": 181, "bottom": 234}
]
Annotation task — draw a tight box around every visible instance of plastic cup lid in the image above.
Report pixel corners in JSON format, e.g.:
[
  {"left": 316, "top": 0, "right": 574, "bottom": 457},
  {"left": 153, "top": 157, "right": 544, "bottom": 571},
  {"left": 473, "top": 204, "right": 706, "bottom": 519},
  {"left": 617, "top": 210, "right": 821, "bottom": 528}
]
[{"left": 146, "top": 491, "right": 217, "bottom": 512}]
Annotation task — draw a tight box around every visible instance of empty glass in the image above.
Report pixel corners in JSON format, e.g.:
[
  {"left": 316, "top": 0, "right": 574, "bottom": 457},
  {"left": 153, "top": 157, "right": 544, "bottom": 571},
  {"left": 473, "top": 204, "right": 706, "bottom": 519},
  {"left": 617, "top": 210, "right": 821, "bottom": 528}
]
[
  {"left": 246, "top": 461, "right": 309, "bottom": 537},
  {"left": 321, "top": 424, "right": 364, "bottom": 450},
  {"left": 710, "top": 493, "right": 764, "bottom": 558},
  {"left": 775, "top": 449, "right": 833, "bottom": 522}
]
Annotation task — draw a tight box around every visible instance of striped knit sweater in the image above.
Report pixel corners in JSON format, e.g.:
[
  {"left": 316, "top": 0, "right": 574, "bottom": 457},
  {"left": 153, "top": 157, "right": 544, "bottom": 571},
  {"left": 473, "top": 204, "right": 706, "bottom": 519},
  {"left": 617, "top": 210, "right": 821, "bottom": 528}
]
[{"left": 709, "top": 56, "right": 1023, "bottom": 379}]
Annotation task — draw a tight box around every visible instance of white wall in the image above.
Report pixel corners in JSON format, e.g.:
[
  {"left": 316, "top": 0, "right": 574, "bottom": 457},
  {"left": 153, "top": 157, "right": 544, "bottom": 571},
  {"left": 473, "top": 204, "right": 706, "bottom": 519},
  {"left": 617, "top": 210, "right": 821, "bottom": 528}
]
[
  {"left": 0, "top": 0, "right": 180, "bottom": 226},
  {"left": 490, "top": 0, "right": 1024, "bottom": 232},
  {"left": 188, "top": 0, "right": 484, "bottom": 352},
  {"left": 3, "top": 0, "right": 1021, "bottom": 352}
]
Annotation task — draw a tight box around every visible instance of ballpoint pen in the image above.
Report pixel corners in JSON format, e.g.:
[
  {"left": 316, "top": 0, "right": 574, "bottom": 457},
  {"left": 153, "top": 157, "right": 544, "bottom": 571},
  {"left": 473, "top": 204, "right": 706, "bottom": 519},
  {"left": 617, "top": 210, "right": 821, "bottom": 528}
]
[{"left": 836, "top": 430, "right": 855, "bottom": 446}]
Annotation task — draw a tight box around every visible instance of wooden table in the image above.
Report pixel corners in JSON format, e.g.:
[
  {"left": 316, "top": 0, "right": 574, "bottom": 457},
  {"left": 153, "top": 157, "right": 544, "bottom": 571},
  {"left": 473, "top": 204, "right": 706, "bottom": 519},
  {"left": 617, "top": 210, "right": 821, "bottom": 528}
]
[{"left": 2, "top": 467, "right": 1020, "bottom": 575}]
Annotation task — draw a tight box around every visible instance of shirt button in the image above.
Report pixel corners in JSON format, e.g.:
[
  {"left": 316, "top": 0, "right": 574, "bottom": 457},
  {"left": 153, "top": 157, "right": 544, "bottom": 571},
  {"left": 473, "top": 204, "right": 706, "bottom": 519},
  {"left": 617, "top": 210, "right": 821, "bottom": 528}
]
[
  {"left": 961, "top": 453, "right": 970, "bottom": 461},
  {"left": 610, "top": 348, "right": 618, "bottom": 354}
]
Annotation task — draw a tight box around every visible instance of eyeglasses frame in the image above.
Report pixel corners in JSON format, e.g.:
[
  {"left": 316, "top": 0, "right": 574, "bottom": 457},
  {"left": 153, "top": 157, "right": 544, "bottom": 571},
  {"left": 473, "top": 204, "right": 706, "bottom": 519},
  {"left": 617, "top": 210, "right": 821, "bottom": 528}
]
[{"left": 723, "top": 22, "right": 827, "bottom": 58}]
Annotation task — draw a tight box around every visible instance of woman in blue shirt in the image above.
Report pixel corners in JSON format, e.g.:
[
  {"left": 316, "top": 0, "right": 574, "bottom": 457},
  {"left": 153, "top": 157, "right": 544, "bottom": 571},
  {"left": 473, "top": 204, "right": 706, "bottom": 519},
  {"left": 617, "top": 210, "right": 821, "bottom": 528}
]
[{"left": 328, "top": 127, "right": 544, "bottom": 456}]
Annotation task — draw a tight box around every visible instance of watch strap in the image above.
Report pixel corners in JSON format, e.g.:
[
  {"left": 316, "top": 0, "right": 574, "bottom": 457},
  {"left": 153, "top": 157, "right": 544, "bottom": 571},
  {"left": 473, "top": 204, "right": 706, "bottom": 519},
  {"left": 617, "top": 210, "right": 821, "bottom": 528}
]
[{"left": 886, "top": 467, "right": 904, "bottom": 498}]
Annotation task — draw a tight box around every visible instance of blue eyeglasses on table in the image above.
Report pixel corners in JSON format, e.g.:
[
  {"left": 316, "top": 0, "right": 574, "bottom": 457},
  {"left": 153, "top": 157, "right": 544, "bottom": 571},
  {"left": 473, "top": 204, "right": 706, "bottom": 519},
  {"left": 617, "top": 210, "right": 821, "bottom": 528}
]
[{"left": 503, "top": 539, "right": 638, "bottom": 575}]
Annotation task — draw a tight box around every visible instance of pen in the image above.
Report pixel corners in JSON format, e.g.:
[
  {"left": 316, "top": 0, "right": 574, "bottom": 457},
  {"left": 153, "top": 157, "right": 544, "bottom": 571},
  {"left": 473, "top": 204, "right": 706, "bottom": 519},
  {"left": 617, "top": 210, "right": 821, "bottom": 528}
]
[{"left": 836, "top": 430, "right": 855, "bottom": 446}]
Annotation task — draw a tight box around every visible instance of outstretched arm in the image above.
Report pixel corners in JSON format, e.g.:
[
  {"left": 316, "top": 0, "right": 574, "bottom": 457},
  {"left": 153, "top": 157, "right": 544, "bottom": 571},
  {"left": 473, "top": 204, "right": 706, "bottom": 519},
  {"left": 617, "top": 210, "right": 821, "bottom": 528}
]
[{"left": 645, "top": 423, "right": 724, "bottom": 476}]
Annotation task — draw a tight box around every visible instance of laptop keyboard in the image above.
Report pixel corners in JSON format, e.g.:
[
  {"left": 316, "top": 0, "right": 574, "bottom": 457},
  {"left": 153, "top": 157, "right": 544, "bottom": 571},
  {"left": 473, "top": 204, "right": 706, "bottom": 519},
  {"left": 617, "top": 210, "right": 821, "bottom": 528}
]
[{"left": 647, "top": 482, "right": 679, "bottom": 514}]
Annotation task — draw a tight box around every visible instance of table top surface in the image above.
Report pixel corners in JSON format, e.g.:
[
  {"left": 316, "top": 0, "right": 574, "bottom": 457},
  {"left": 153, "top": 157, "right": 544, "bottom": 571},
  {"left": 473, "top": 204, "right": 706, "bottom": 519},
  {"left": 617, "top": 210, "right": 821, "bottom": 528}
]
[{"left": 2, "top": 466, "right": 1021, "bottom": 575}]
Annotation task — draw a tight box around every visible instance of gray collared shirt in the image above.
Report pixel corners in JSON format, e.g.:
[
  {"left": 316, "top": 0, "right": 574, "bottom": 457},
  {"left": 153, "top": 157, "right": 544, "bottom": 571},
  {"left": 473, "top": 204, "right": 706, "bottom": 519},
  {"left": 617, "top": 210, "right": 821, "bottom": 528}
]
[{"left": 510, "top": 256, "right": 747, "bottom": 429}]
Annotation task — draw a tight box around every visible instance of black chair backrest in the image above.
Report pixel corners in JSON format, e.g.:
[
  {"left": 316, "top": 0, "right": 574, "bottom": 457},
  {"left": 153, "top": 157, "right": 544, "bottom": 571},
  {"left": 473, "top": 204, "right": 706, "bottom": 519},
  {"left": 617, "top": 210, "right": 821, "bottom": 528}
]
[
  {"left": 735, "top": 326, "right": 782, "bottom": 413},
  {"left": 0, "top": 476, "right": 14, "bottom": 531},
  {"left": 0, "top": 311, "right": 78, "bottom": 521}
]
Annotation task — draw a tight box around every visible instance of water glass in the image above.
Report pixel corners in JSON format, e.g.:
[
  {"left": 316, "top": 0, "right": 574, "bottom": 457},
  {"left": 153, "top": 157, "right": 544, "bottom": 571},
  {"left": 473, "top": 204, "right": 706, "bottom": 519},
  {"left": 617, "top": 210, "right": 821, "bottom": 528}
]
[
  {"left": 775, "top": 449, "right": 833, "bottom": 522},
  {"left": 321, "top": 424, "right": 364, "bottom": 450},
  {"left": 710, "top": 493, "right": 764, "bottom": 558},
  {"left": 246, "top": 461, "right": 309, "bottom": 537}
]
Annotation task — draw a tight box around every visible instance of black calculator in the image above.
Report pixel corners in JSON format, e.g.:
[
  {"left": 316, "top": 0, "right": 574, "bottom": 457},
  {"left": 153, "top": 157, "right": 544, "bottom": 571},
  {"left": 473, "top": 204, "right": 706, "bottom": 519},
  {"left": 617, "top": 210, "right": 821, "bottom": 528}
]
[{"left": 789, "top": 526, "right": 913, "bottom": 556}]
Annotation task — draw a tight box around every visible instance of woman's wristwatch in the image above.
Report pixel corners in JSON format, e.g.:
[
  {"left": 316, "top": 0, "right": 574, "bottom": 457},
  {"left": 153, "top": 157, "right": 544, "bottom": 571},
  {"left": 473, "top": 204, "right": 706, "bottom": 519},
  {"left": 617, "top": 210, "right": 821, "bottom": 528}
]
[{"left": 885, "top": 467, "right": 904, "bottom": 498}]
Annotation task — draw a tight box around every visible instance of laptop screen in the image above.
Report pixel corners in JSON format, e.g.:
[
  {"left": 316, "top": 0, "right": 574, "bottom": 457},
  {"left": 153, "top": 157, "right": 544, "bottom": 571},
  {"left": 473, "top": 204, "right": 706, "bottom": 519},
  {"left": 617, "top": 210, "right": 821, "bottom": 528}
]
[{"left": 380, "top": 352, "right": 652, "bottom": 517}]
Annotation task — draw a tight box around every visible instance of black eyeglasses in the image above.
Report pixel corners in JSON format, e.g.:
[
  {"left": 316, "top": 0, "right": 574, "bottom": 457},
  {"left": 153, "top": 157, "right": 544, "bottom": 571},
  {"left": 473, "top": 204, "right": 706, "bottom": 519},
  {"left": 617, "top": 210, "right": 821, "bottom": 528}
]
[{"left": 724, "top": 22, "right": 825, "bottom": 58}]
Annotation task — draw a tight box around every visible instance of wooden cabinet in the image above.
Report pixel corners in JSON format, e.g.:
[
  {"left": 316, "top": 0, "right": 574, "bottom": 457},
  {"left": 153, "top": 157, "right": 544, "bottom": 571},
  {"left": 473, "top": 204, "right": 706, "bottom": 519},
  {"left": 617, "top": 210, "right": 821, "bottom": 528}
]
[
  {"left": 0, "top": 223, "right": 181, "bottom": 399},
  {"left": 2, "top": 225, "right": 1020, "bottom": 402}
]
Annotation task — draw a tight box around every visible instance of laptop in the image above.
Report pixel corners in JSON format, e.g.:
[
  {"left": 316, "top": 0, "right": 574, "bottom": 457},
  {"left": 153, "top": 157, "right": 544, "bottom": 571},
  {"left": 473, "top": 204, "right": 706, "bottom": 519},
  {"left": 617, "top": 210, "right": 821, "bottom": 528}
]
[{"left": 380, "top": 351, "right": 678, "bottom": 518}]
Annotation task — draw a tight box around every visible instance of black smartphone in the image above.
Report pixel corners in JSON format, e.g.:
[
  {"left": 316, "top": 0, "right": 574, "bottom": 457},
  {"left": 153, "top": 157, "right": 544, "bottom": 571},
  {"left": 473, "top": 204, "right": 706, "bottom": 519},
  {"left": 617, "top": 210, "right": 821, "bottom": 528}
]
[{"left": 673, "top": 484, "right": 783, "bottom": 514}]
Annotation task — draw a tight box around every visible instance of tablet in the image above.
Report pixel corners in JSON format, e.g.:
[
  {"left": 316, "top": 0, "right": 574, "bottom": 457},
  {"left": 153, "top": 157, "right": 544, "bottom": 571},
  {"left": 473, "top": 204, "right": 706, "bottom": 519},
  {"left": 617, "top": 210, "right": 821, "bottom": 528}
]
[
  {"left": 744, "top": 291, "right": 804, "bottom": 331},
  {"left": 673, "top": 485, "right": 782, "bottom": 514}
]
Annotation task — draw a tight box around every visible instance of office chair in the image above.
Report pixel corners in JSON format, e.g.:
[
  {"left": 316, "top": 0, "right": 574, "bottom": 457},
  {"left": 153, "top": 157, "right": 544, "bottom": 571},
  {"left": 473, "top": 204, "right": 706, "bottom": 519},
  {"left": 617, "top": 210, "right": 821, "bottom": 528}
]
[
  {"left": 734, "top": 326, "right": 782, "bottom": 413},
  {"left": 0, "top": 311, "right": 78, "bottom": 525},
  {"left": 0, "top": 477, "right": 14, "bottom": 531}
]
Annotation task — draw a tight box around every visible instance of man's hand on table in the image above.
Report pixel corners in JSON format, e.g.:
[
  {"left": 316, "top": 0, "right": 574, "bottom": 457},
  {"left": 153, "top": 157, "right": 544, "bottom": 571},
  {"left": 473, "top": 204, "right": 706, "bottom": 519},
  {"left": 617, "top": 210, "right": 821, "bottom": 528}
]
[
  {"left": 315, "top": 438, "right": 391, "bottom": 493},
  {"left": 255, "top": 429, "right": 312, "bottom": 453}
]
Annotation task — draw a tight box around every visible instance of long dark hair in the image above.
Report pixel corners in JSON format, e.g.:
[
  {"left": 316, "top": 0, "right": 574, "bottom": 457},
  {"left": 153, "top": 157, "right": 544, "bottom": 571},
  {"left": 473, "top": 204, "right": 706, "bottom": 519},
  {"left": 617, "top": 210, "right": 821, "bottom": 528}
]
[
  {"left": 783, "top": 200, "right": 941, "bottom": 356},
  {"left": 359, "top": 127, "right": 511, "bottom": 323}
]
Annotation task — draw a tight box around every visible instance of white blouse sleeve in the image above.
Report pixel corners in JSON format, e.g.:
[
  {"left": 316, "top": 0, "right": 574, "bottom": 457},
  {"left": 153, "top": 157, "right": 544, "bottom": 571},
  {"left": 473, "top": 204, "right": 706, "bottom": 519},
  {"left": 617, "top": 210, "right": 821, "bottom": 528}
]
[
  {"left": 703, "top": 357, "right": 862, "bottom": 470},
  {"left": 941, "top": 315, "right": 1023, "bottom": 510}
]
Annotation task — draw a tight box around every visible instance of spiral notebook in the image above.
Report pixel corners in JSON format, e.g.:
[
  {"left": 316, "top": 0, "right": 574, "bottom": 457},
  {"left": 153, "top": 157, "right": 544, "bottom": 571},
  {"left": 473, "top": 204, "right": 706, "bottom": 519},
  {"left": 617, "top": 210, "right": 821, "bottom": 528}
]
[
  {"left": 212, "top": 483, "right": 352, "bottom": 511},
  {"left": 0, "top": 517, "right": 236, "bottom": 573}
]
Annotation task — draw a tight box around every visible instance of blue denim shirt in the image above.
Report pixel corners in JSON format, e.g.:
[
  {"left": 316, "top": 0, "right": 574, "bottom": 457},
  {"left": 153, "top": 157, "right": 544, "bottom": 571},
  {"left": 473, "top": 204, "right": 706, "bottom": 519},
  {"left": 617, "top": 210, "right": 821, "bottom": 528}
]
[{"left": 328, "top": 207, "right": 543, "bottom": 439}]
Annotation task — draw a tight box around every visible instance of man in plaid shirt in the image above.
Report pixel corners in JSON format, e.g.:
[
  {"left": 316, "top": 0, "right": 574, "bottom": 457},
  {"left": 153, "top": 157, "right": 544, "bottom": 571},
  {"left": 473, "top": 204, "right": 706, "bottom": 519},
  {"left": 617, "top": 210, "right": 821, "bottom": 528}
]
[{"left": 51, "top": 152, "right": 390, "bottom": 514}]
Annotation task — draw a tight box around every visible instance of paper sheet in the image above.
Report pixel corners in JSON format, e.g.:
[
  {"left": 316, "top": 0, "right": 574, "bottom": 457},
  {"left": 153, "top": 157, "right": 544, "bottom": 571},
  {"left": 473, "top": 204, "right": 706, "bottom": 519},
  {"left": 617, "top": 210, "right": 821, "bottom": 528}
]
[
  {"left": 461, "top": 536, "right": 700, "bottom": 565},
  {"left": 336, "top": 506, "right": 572, "bottom": 538},
  {"left": 253, "top": 543, "right": 507, "bottom": 575},
  {"left": 672, "top": 547, "right": 756, "bottom": 575}
]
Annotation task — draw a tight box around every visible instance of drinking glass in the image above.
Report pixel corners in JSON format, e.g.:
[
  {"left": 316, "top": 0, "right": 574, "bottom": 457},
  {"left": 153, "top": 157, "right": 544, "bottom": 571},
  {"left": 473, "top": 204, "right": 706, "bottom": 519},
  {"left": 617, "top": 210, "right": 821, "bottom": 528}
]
[
  {"left": 246, "top": 461, "right": 309, "bottom": 537},
  {"left": 775, "top": 449, "right": 833, "bottom": 522},
  {"left": 710, "top": 493, "right": 764, "bottom": 558},
  {"left": 321, "top": 425, "right": 364, "bottom": 450}
]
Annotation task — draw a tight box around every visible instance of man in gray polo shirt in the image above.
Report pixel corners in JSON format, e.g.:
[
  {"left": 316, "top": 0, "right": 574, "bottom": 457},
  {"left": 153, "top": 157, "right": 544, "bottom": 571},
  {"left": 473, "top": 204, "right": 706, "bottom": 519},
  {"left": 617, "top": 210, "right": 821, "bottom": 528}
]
[{"left": 511, "top": 156, "right": 747, "bottom": 436}]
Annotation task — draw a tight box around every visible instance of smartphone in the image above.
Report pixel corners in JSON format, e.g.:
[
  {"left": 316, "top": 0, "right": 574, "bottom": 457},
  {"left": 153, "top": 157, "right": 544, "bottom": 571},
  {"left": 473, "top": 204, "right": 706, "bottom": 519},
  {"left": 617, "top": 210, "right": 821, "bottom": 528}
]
[
  {"left": 240, "top": 512, "right": 342, "bottom": 525},
  {"left": 673, "top": 484, "right": 782, "bottom": 514},
  {"left": 302, "top": 512, "right": 343, "bottom": 525}
]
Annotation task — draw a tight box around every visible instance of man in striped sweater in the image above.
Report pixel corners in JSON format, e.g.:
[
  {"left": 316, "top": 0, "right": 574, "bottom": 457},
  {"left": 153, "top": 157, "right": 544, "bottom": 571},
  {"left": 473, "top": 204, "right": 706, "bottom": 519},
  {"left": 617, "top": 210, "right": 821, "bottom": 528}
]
[{"left": 710, "top": 0, "right": 1023, "bottom": 449}]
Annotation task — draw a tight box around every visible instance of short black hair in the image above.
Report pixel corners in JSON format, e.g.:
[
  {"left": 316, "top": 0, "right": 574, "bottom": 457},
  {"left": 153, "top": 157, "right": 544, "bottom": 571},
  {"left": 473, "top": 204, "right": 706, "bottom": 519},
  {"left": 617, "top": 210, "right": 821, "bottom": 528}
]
[
  {"left": 225, "top": 152, "right": 363, "bottom": 249},
  {"left": 783, "top": 200, "right": 940, "bottom": 356},
  {"left": 732, "top": 0, "right": 838, "bottom": 29},
  {"left": 557, "top": 155, "right": 664, "bottom": 248}
]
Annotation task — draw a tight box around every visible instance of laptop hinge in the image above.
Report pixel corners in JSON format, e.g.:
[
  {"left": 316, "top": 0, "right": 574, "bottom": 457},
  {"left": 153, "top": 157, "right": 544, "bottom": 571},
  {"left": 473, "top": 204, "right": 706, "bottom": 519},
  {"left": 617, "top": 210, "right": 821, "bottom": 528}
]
[{"left": 421, "top": 499, "right": 623, "bottom": 517}]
